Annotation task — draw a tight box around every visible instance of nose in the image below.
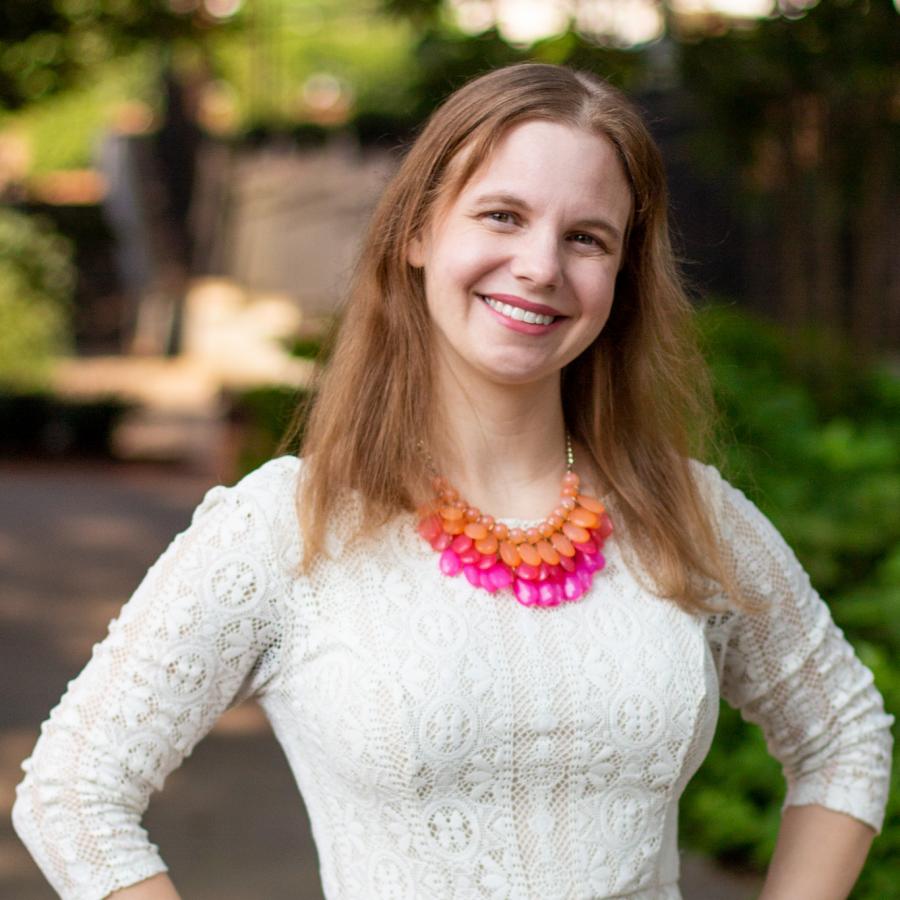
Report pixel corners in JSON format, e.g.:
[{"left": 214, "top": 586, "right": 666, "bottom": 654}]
[{"left": 509, "top": 226, "right": 561, "bottom": 290}]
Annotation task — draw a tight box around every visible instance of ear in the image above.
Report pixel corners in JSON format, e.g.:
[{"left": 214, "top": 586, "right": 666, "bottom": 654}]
[{"left": 407, "top": 232, "right": 426, "bottom": 269}]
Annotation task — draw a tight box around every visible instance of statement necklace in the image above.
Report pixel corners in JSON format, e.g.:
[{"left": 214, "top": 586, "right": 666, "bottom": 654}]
[{"left": 416, "top": 433, "right": 613, "bottom": 607}]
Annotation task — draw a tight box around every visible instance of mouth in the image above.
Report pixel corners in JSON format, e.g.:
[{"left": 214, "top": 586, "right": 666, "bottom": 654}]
[{"left": 477, "top": 294, "right": 563, "bottom": 326}]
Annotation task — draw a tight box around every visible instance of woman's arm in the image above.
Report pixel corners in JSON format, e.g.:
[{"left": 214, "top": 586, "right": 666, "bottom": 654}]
[
  {"left": 697, "top": 462, "right": 893, "bottom": 895},
  {"left": 107, "top": 873, "right": 181, "bottom": 900},
  {"left": 12, "top": 459, "right": 296, "bottom": 899},
  {"left": 759, "top": 805, "right": 875, "bottom": 900}
]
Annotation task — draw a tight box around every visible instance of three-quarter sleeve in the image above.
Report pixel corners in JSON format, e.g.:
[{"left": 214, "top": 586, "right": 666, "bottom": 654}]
[
  {"left": 700, "top": 462, "right": 894, "bottom": 833},
  {"left": 12, "top": 461, "right": 294, "bottom": 900}
]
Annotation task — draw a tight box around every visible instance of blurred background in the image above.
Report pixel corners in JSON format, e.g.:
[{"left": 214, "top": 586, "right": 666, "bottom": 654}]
[{"left": 0, "top": 0, "right": 897, "bottom": 897}]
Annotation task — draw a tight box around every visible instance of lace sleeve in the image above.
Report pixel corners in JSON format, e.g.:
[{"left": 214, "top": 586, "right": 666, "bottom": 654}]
[
  {"left": 699, "top": 462, "right": 894, "bottom": 833},
  {"left": 11, "top": 460, "right": 295, "bottom": 900}
]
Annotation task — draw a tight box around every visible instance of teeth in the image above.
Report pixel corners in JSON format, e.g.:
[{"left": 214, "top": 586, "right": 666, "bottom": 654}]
[{"left": 483, "top": 296, "right": 555, "bottom": 326}]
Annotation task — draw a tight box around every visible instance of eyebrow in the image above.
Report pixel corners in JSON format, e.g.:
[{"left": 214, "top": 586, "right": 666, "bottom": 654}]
[{"left": 470, "top": 191, "right": 624, "bottom": 243}]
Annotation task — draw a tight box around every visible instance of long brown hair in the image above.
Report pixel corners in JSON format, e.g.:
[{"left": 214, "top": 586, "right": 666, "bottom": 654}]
[{"left": 283, "top": 62, "right": 743, "bottom": 612}]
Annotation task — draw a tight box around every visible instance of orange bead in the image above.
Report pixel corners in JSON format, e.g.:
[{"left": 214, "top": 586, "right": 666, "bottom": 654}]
[
  {"left": 440, "top": 506, "right": 464, "bottom": 521},
  {"left": 525, "top": 527, "right": 541, "bottom": 543},
  {"left": 550, "top": 532, "right": 576, "bottom": 557},
  {"left": 475, "top": 535, "right": 499, "bottom": 555},
  {"left": 576, "top": 494, "right": 605, "bottom": 514},
  {"left": 562, "top": 485, "right": 578, "bottom": 498},
  {"left": 536, "top": 540, "right": 560, "bottom": 565},
  {"left": 443, "top": 517, "right": 466, "bottom": 535},
  {"left": 563, "top": 471, "right": 580, "bottom": 487},
  {"left": 465, "top": 507, "right": 480, "bottom": 522},
  {"left": 552, "top": 506, "right": 568, "bottom": 521},
  {"left": 499, "top": 540, "right": 521, "bottom": 567},
  {"left": 539, "top": 521, "right": 555, "bottom": 538},
  {"left": 464, "top": 522, "right": 488, "bottom": 540},
  {"left": 509, "top": 528, "right": 526, "bottom": 544},
  {"left": 493, "top": 523, "right": 509, "bottom": 541},
  {"left": 562, "top": 522, "right": 590, "bottom": 544},
  {"left": 518, "top": 543, "right": 541, "bottom": 567},
  {"left": 560, "top": 497, "right": 576, "bottom": 511},
  {"left": 569, "top": 507, "right": 599, "bottom": 529},
  {"left": 479, "top": 514, "right": 495, "bottom": 529},
  {"left": 547, "top": 514, "right": 564, "bottom": 529}
]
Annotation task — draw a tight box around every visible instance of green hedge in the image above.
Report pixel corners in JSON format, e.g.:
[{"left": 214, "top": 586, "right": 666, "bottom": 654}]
[
  {"left": 681, "top": 305, "right": 899, "bottom": 896},
  {"left": 0, "top": 207, "right": 74, "bottom": 389}
]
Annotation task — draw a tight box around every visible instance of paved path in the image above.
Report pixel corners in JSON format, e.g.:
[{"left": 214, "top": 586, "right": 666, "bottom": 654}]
[{"left": 0, "top": 459, "right": 761, "bottom": 899}]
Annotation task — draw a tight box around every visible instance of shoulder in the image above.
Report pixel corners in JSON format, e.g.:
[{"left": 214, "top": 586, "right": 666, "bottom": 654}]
[
  {"left": 686, "top": 457, "right": 762, "bottom": 527},
  {"left": 184, "top": 456, "right": 305, "bottom": 565},
  {"left": 194, "top": 456, "right": 302, "bottom": 518}
]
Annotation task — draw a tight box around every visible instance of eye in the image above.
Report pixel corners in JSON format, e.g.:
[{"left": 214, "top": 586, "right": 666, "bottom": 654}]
[
  {"left": 485, "top": 211, "right": 517, "bottom": 225},
  {"left": 568, "top": 232, "right": 610, "bottom": 253}
]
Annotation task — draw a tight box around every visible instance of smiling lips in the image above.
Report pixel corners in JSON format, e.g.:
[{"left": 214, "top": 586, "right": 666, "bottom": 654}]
[{"left": 479, "top": 293, "right": 565, "bottom": 327}]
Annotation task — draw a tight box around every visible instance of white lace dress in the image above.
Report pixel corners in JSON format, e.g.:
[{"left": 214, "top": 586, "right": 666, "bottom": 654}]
[{"left": 12, "top": 456, "right": 893, "bottom": 900}]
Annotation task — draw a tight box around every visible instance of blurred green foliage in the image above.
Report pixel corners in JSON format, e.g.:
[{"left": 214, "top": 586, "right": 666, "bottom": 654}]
[
  {"left": 0, "top": 207, "right": 74, "bottom": 388},
  {"left": 680, "top": 305, "right": 900, "bottom": 896},
  {"left": 228, "top": 384, "right": 311, "bottom": 477},
  {"left": 7, "top": 51, "right": 159, "bottom": 174},
  {"left": 205, "top": 0, "right": 418, "bottom": 130},
  {"left": 0, "top": 0, "right": 217, "bottom": 109}
]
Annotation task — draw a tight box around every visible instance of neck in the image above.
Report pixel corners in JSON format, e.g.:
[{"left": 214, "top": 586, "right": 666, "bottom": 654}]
[{"left": 428, "top": 361, "right": 571, "bottom": 520}]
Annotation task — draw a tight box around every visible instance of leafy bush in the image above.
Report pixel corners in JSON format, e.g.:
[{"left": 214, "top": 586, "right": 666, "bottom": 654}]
[
  {"left": 228, "top": 385, "right": 311, "bottom": 476},
  {"left": 0, "top": 207, "right": 74, "bottom": 388},
  {"left": 681, "top": 305, "right": 900, "bottom": 896}
]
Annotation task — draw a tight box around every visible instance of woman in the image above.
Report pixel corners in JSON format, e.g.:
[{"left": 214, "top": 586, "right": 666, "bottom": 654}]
[{"left": 13, "top": 63, "right": 893, "bottom": 899}]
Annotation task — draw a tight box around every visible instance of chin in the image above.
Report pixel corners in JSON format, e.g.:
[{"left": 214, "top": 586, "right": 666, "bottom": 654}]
[{"left": 477, "top": 361, "right": 558, "bottom": 388}]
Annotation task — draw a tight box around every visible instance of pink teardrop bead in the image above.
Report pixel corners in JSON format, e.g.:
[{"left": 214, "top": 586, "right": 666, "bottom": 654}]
[
  {"left": 431, "top": 531, "right": 452, "bottom": 551},
  {"left": 538, "top": 563, "right": 551, "bottom": 581},
  {"left": 478, "top": 570, "right": 498, "bottom": 593},
  {"left": 488, "top": 564, "right": 513, "bottom": 589},
  {"left": 576, "top": 567, "right": 593, "bottom": 590},
  {"left": 597, "top": 513, "right": 613, "bottom": 538},
  {"left": 451, "top": 534, "right": 473, "bottom": 553},
  {"left": 439, "top": 548, "right": 462, "bottom": 576},
  {"left": 477, "top": 552, "right": 498, "bottom": 570},
  {"left": 583, "top": 551, "right": 605, "bottom": 573},
  {"left": 558, "top": 554, "right": 576, "bottom": 573},
  {"left": 579, "top": 539, "right": 598, "bottom": 556},
  {"left": 463, "top": 564, "right": 481, "bottom": 587},
  {"left": 563, "top": 573, "right": 585, "bottom": 600},
  {"left": 516, "top": 563, "right": 539, "bottom": 581},
  {"left": 546, "top": 563, "right": 565, "bottom": 582},
  {"left": 514, "top": 578, "right": 540, "bottom": 606},
  {"left": 538, "top": 582, "right": 562, "bottom": 606},
  {"left": 418, "top": 515, "right": 442, "bottom": 542},
  {"left": 459, "top": 547, "right": 481, "bottom": 565}
]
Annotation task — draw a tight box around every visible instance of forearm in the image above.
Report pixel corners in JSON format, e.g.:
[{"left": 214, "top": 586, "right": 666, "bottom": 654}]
[
  {"left": 106, "top": 873, "right": 181, "bottom": 900},
  {"left": 759, "top": 804, "right": 875, "bottom": 900}
]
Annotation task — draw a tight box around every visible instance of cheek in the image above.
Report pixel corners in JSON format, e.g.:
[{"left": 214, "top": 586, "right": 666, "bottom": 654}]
[{"left": 575, "top": 266, "right": 618, "bottom": 314}]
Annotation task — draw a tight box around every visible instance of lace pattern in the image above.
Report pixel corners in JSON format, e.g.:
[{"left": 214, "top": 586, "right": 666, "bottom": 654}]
[{"left": 13, "top": 456, "right": 893, "bottom": 900}]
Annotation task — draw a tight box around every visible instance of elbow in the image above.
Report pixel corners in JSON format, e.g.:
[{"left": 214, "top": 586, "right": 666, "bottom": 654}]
[
  {"left": 11, "top": 761, "right": 167, "bottom": 900},
  {"left": 782, "top": 718, "right": 894, "bottom": 834}
]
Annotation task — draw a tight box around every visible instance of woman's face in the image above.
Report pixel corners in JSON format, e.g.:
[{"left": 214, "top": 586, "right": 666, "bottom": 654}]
[{"left": 408, "top": 119, "right": 633, "bottom": 389}]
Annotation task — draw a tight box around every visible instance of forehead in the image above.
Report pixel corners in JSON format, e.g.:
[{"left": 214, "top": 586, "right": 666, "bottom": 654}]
[{"left": 443, "top": 120, "right": 632, "bottom": 220}]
